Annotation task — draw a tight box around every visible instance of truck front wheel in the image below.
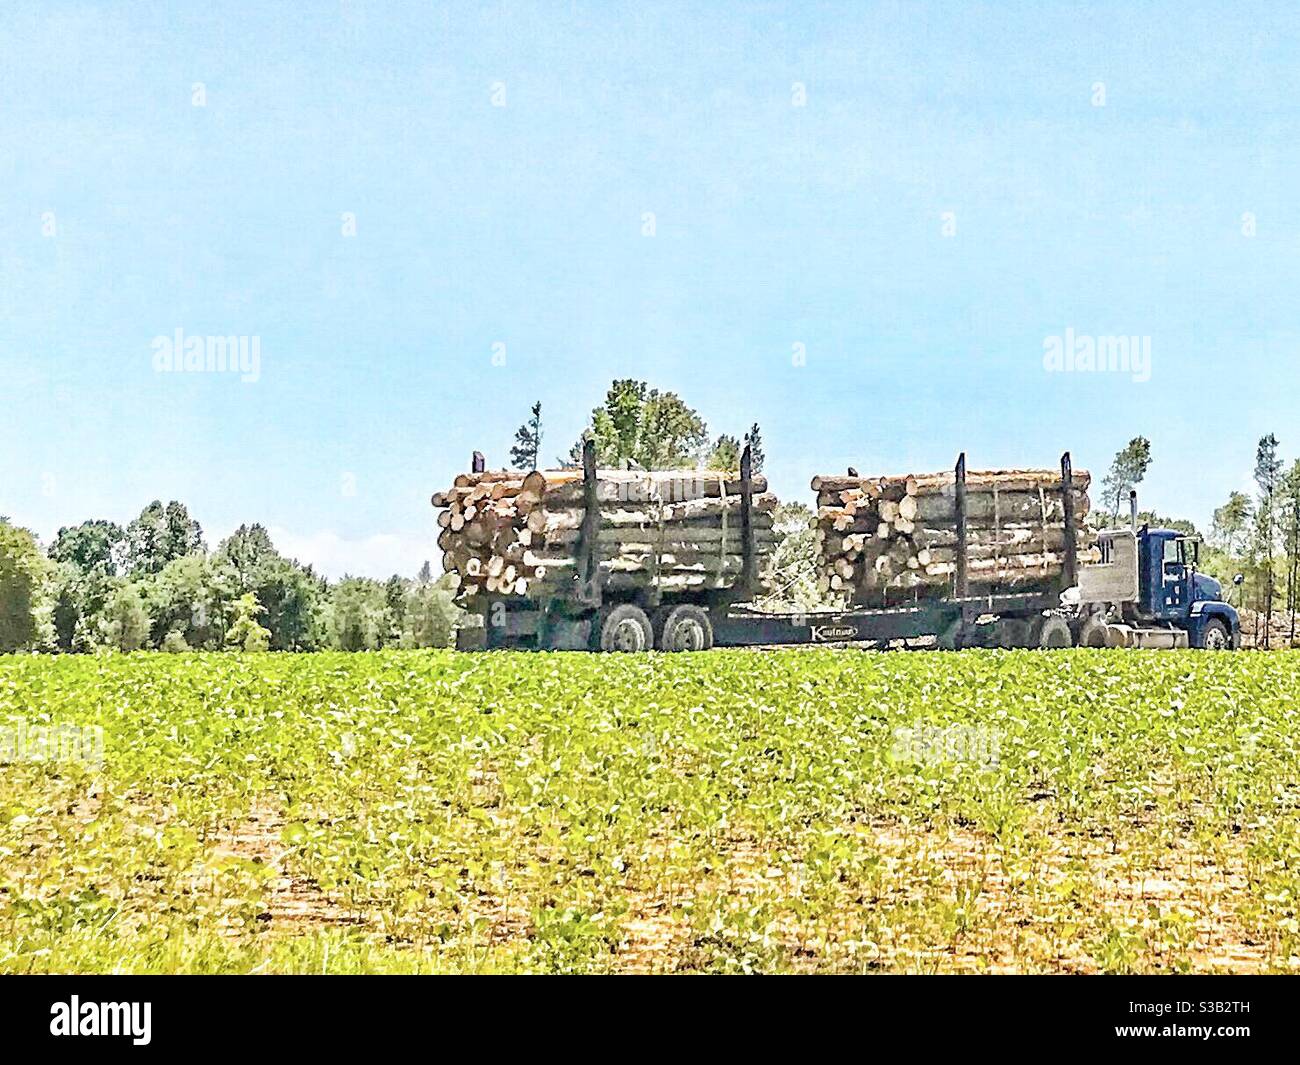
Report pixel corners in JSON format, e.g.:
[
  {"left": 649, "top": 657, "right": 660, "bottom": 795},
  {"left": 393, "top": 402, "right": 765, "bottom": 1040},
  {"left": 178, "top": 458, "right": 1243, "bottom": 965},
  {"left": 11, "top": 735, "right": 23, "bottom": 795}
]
[
  {"left": 1076, "top": 615, "right": 1109, "bottom": 648},
  {"left": 1199, "top": 618, "right": 1231, "bottom": 650}
]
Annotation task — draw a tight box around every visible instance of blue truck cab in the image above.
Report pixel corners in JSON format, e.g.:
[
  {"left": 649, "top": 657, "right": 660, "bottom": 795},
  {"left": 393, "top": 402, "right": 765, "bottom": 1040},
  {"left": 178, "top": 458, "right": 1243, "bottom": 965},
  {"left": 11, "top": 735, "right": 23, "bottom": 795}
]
[
  {"left": 1136, "top": 528, "right": 1239, "bottom": 648},
  {"left": 1072, "top": 525, "right": 1240, "bottom": 649}
]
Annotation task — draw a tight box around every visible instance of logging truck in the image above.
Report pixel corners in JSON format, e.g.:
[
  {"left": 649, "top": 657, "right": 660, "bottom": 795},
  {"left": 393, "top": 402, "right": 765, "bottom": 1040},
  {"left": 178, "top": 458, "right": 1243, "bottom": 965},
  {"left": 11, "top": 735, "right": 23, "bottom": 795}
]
[{"left": 449, "top": 443, "right": 1240, "bottom": 652}]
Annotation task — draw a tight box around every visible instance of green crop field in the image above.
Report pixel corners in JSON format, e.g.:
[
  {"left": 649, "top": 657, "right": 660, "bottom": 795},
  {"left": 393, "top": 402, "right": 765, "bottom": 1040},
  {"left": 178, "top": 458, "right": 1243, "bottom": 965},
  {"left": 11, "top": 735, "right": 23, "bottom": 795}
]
[{"left": 2, "top": 649, "right": 1299, "bottom": 974}]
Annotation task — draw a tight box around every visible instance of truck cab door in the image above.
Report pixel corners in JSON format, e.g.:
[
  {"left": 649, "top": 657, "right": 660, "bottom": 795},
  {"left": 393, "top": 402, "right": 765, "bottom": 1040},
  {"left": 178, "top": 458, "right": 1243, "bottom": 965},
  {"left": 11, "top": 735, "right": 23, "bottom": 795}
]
[{"left": 1160, "top": 537, "right": 1188, "bottom": 617}]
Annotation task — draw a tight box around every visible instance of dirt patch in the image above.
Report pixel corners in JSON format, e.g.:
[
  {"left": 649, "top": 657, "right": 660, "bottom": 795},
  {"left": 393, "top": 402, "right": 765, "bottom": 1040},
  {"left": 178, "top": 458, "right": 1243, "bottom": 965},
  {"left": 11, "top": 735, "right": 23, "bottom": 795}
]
[
  {"left": 611, "top": 815, "right": 1278, "bottom": 974},
  {"left": 205, "top": 798, "right": 361, "bottom": 933}
]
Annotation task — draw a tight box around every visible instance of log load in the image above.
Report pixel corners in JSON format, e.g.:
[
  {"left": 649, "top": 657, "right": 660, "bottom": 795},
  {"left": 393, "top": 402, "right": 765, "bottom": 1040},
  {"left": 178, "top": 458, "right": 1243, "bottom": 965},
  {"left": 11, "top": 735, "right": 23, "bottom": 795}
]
[
  {"left": 811, "top": 466, "right": 1099, "bottom": 604},
  {"left": 433, "top": 467, "right": 777, "bottom": 602}
]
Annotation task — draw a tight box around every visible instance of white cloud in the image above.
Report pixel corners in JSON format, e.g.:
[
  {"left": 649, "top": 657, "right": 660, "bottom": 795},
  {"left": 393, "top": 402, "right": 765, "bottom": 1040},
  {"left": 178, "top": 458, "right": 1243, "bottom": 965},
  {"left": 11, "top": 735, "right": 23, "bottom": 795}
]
[{"left": 266, "top": 526, "right": 433, "bottom": 581}]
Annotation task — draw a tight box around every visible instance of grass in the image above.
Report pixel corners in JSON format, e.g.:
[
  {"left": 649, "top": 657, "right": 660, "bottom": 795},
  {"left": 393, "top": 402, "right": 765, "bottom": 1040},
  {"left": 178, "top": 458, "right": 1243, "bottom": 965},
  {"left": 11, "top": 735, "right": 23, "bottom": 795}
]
[{"left": 1, "top": 648, "right": 1299, "bottom": 973}]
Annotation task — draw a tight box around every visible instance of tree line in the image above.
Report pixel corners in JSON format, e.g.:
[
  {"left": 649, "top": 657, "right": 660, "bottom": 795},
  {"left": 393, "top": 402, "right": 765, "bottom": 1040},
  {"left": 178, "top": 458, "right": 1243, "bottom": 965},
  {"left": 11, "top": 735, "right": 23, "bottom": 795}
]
[
  {"left": 0, "top": 505, "right": 460, "bottom": 654},
  {"left": 1, "top": 380, "right": 770, "bottom": 655}
]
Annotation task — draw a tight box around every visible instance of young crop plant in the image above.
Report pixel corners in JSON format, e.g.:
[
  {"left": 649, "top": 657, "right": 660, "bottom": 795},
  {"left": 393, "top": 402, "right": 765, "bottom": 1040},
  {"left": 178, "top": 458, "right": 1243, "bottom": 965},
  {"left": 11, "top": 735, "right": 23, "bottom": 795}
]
[{"left": 1, "top": 648, "right": 1299, "bottom": 974}]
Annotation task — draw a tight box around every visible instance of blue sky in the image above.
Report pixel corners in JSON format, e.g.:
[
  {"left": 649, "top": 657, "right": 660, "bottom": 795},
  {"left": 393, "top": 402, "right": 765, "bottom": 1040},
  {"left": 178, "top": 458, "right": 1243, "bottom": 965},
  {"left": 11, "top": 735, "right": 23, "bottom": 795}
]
[{"left": 3, "top": 1, "right": 1298, "bottom": 577}]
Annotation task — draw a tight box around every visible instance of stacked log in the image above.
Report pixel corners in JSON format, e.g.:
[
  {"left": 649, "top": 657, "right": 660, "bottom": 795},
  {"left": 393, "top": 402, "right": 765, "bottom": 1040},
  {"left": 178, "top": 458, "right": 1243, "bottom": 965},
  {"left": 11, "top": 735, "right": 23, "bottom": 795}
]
[
  {"left": 433, "top": 468, "right": 779, "bottom": 601},
  {"left": 811, "top": 467, "right": 1099, "bottom": 603}
]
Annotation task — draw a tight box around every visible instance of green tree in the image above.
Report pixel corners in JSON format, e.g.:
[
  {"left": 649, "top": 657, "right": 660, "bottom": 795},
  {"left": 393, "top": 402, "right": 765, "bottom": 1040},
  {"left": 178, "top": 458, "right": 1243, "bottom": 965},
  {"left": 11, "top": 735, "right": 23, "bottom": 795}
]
[
  {"left": 214, "top": 524, "right": 277, "bottom": 586},
  {"left": 0, "top": 520, "right": 47, "bottom": 652},
  {"left": 99, "top": 582, "right": 151, "bottom": 652},
  {"left": 215, "top": 525, "right": 326, "bottom": 650},
  {"left": 743, "top": 423, "right": 765, "bottom": 474},
  {"left": 1101, "top": 437, "right": 1153, "bottom": 523},
  {"left": 49, "top": 520, "right": 125, "bottom": 575},
  {"left": 146, "top": 555, "right": 235, "bottom": 649},
  {"left": 1281, "top": 459, "right": 1300, "bottom": 644},
  {"left": 401, "top": 574, "right": 461, "bottom": 648},
  {"left": 707, "top": 434, "right": 741, "bottom": 471},
  {"left": 568, "top": 380, "right": 709, "bottom": 469},
  {"left": 126, "top": 501, "right": 205, "bottom": 575},
  {"left": 510, "top": 401, "right": 543, "bottom": 470},
  {"left": 257, "top": 559, "right": 327, "bottom": 651},
  {"left": 225, "top": 592, "right": 271, "bottom": 652},
  {"left": 1211, "top": 491, "right": 1252, "bottom": 555},
  {"left": 330, "top": 577, "right": 390, "bottom": 651},
  {"left": 47, "top": 519, "right": 133, "bottom": 652},
  {"left": 1254, "top": 433, "right": 1283, "bottom": 645},
  {"left": 49, "top": 562, "right": 116, "bottom": 652},
  {"left": 384, "top": 574, "right": 407, "bottom": 644}
]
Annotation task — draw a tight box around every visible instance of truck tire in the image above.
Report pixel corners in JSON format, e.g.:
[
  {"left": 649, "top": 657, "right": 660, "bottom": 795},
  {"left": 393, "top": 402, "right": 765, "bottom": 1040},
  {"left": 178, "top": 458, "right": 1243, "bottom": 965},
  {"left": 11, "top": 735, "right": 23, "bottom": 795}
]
[
  {"left": 1076, "top": 615, "right": 1109, "bottom": 648},
  {"left": 597, "top": 604, "right": 654, "bottom": 652},
  {"left": 994, "top": 619, "right": 1033, "bottom": 649},
  {"left": 1031, "top": 615, "right": 1074, "bottom": 649},
  {"left": 656, "top": 604, "right": 714, "bottom": 651},
  {"left": 1199, "top": 618, "right": 1231, "bottom": 651}
]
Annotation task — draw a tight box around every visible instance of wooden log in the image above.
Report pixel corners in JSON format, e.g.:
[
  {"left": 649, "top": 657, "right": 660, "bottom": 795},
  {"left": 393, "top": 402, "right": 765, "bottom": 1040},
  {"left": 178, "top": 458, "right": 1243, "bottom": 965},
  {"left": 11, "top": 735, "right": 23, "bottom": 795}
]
[
  {"left": 453, "top": 469, "right": 528, "bottom": 488},
  {"left": 522, "top": 548, "right": 751, "bottom": 569},
  {"left": 533, "top": 470, "right": 770, "bottom": 505},
  {"left": 810, "top": 475, "right": 887, "bottom": 495},
  {"left": 914, "top": 490, "right": 1090, "bottom": 523},
  {"left": 912, "top": 525, "right": 1070, "bottom": 552},
  {"left": 908, "top": 467, "right": 1092, "bottom": 494},
  {"left": 540, "top": 526, "right": 781, "bottom": 548},
  {"left": 530, "top": 496, "right": 778, "bottom": 533},
  {"left": 528, "top": 570, "right": 741, "bottom": 595}
]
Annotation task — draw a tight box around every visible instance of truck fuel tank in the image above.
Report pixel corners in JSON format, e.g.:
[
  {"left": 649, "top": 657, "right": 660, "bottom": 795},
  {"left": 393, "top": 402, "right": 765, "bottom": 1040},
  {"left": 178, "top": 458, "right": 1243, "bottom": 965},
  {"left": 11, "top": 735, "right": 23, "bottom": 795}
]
[{"left": 1103, "top": 624, "right": 1189, "bottom": 649}]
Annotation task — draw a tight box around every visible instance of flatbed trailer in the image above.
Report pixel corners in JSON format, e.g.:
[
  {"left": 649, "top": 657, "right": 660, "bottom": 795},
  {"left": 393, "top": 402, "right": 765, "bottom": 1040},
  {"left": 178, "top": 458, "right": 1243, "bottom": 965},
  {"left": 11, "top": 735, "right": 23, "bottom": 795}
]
[
  {"left": 455, "top": 445, "right": 1082, "bottom": 651},
  {"left": 714, "top": 591, "right": 1067, "bottom": 648}
]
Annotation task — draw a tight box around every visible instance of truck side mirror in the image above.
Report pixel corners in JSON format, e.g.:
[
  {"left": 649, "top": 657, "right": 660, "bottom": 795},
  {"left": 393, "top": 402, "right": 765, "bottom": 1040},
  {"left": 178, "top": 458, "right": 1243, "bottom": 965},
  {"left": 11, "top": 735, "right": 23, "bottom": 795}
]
[{"left": 1233, "top": 573, "right": 1245, "bottom": 586}]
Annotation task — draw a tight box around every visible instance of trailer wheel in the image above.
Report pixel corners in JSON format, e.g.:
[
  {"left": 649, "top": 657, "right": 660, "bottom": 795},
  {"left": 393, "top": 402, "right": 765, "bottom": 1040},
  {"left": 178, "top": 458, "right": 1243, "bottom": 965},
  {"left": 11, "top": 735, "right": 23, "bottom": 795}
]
[
  {"left": 657, "top": 604, "right": 714, "bottom": 652},
  {"left": 597, "top": 604, "right": 654, "bottom": 652},
  {"left": 1031, "top": 615, "right": 1074, "bottom": 649},
  {"left": 994, "top": 619, "right": 1033, "bottom": 649},
  {"left": 1199, "top": 618, "right": 1230, "bottom": 650},
  {"left": 1076, "top": 615, "right": 1109, "bottom": 648}
]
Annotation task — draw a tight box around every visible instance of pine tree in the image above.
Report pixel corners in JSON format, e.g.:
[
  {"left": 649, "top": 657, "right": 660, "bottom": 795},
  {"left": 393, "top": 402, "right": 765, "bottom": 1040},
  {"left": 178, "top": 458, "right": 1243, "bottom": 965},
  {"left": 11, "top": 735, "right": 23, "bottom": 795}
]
[
  {"left": 510, "top": 402, "right": 543, "bottom": 470},
  {"left": 1101, "top": 437, "right": 1153, "bottom": 524},
  {"left": 743, "top": 423, "right": 765, "bottom": 474},
  {"left": 1281, "top": 459, "right": 1300, "bottom": 645},
  {"left": 1254, "top": 434, "right": 1282, "bottom": 646}
]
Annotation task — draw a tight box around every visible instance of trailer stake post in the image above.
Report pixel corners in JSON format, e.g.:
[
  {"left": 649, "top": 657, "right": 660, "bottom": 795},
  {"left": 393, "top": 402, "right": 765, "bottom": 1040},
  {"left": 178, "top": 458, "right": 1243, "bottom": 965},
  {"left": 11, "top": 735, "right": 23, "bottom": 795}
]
[
  {"left": 471, "top": 451, "right": 485, "bottom": 474},
  {"left": 955, "top": 452, "right": 968, "bottom": 598},
  {"left": 576, "top": 438, "right": 602, "bottom": 608},
  {"left": 1061, "top": 451, "right": 1077, "bottom": 590},
  {"left": 740, "top": 444, "right": 756, "bottom": 595}
]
